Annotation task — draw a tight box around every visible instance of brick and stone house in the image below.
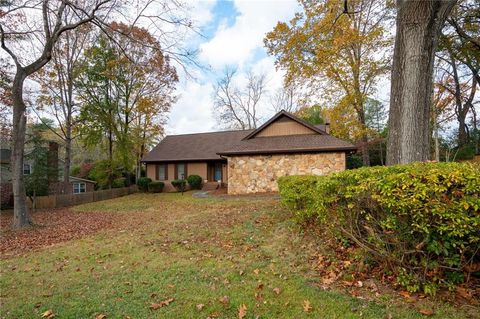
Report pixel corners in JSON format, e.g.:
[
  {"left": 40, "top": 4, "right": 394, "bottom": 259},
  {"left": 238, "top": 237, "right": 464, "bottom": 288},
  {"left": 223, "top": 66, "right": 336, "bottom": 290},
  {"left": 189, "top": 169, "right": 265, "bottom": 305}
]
[{"left": 142, "top": 110, "right": 356, "bottom": 194}]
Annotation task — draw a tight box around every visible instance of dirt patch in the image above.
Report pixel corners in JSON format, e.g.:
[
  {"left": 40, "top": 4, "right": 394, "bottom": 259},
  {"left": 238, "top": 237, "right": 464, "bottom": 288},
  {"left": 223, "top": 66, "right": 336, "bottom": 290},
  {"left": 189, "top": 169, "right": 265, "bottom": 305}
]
[{"left": 0, "top": 209, "right": 117, "bottom": 258}]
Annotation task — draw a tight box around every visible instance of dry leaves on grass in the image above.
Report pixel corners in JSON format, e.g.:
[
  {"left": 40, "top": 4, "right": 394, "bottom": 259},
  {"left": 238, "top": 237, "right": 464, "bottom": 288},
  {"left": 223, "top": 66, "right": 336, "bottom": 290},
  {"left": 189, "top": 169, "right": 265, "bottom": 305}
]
[
  {"left": 0, "top": 209, "right": 116, "bottom": 256},
  {"left": 149, "top": 298, "right": 174, "bottom": 310},
  {"left": 41, "top": 309, "right": 55, "bottom": 318},
  {"left": 95, "top": 314, "right": 107, "bottom": 319},
  {"left": 303, "top": 300, "right": 312, "bottom": 312},
  {"left": 418, "top": 309, "right": 435, "bottom": 316},
  {"left": 238, "top": 304, "right": 247, "bottom": 319}
]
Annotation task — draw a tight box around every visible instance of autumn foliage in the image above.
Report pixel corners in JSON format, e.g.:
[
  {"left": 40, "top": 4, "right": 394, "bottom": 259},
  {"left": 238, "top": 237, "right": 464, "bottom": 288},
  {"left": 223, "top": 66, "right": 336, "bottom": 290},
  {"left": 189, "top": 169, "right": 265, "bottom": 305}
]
[{"left": 279, "top": 162, "right": 480, "bottom": 294}]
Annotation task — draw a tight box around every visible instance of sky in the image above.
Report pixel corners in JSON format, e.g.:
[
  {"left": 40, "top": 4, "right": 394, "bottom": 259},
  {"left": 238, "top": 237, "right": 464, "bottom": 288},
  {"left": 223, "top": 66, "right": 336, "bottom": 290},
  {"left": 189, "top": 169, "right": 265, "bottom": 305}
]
[{"left": 166, "top": 0, "right": 300, "bottom": 135}]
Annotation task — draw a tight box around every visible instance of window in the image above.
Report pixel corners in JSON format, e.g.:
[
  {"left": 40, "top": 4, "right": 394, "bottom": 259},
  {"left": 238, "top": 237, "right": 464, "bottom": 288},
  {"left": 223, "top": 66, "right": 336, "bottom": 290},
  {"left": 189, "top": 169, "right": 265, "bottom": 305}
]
[
  {"left": 176, "top": 163, "right": 186, "bottom": 180},
  {"left": 73, "top": 182, "right": 86, "bottom": 194},
  {"left": 156, "top": 164, "right": 167, "bottom": 180},
  {"left": 23, "top": 163, "right": 31, "bottom": 175}
]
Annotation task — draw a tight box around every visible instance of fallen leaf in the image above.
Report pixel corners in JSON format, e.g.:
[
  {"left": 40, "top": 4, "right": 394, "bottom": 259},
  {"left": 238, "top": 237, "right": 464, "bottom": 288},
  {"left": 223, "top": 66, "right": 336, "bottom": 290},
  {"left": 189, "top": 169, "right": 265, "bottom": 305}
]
[
  {"left": 95, "top": 314, "right": 107, "bottom": 319},
  {"left": 257, "top": 283, "right": 264, "bottom": 290},
  {"left": 253, "top": 269, "right": 260, "bottom": 275},
  {"left": 219, "top": 295, "right": 230, "bottom": 305},
  {"left": 149, "top": 298, "right": 174, "bottom": 310},
  {"left": 303, "top": 300, "right": 312, "bottom": 312},
  {"left": 273, "top": 287, "right": 281, "bottom": 295},
  {"left": 419, "top": 309, "right": 434, "bottom": 316},
  {"left": 238, "top": 304, "right": 247, "bottom": 319},
  {"left": 196, "top": 303, "right": 205, "bottom": 311},
  {"left": 41, "top": 309, "right": 55, "bottom": 318}
]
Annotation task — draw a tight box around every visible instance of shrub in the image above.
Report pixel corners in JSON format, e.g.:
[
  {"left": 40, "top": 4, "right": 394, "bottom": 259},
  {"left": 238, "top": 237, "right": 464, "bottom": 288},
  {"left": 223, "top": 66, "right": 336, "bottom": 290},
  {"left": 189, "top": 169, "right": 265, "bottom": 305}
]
[
  {"left": 112, "top": 177, "right": 126, "bottom": 188},
  {"left": 187, "top": 175, "right": 203, "bottom": 189},
  {"left": 148, "top": 181, "right": 165, "bottom": 193},
  {"left": 171, "top": 179, "right": 187, "bottom": 191},
  {"left": 137, "top": 177, "right": 152, "bottom": 192},
  {"left": 278, "top": 162, "right": 480, "bottom": 295}
]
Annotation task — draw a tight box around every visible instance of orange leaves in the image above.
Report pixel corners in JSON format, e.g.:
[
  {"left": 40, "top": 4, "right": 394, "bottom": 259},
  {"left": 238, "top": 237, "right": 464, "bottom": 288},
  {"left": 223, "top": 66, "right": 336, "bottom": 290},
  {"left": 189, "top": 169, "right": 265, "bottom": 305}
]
[
  {"left": 303, "top": 300, "right": 312, "bottom": 312},
  {"left": 149, "top": 298, "right": 174, "bottom": 310},
  {"left": 238, "top": 304, "right": 247, "bottom": 319},
  {"left": 95, "top": 314, "right": 107, "bottom": 319},
  {"left": 41, "top": 310, "right": 55, "bottom": 318}
]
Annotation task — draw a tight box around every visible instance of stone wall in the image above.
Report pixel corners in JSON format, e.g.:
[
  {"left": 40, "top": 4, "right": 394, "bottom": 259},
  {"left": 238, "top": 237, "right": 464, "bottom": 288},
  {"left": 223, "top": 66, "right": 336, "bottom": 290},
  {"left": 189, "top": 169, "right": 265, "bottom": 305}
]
[{"left": 227, "top": 152, "right": 346, "bottom": 194}]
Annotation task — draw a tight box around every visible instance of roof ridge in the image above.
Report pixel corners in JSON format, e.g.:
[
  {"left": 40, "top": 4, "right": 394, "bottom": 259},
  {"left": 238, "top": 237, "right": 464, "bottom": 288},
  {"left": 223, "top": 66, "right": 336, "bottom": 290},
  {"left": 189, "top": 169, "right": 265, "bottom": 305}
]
[{"left": 164, "top": 128, "right": 253, "bottom": 137}]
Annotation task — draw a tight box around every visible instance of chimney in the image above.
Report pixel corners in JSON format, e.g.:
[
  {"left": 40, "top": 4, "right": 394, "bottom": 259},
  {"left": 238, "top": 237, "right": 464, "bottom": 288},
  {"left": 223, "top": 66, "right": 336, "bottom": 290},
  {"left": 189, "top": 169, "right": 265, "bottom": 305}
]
[{"left": 323, "top": 118, "right": 330, "bottom": 134}]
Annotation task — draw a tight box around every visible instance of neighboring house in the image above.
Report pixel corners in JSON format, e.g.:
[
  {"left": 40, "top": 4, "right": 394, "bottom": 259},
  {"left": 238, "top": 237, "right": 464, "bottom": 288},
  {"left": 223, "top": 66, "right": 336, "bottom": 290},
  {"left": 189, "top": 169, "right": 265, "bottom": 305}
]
[
  {"left": 142, "top": 110, "right": 356, "bottom": 194},
  {"left": 0, "top": 141, "right": 96, "bottom": 207}
]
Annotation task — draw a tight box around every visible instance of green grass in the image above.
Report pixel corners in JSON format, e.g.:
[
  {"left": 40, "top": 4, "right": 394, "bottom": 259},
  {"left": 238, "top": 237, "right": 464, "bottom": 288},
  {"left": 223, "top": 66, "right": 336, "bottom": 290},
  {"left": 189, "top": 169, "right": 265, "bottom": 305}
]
[{"left": 0, "top": 193, "right": 470, "bottom": 318}]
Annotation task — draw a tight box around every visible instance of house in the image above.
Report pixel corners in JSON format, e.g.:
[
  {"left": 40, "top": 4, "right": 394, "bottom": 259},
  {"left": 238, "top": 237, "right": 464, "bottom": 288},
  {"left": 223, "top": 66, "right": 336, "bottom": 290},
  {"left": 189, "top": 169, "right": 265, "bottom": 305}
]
[
  {"left": 142, "top": 110, "right": 356, "bottom": 194},
  {"left": 0, "top": 141, "right": 96, "bottom": 207}
]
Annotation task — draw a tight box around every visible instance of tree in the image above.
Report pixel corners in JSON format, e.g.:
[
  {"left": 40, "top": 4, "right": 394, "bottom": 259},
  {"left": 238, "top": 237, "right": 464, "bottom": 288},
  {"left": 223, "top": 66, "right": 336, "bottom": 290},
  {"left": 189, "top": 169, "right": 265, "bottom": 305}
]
[
  {"left": 270, "top": 82, "right": 303, "bottom": 113},
  {"left": 295, "top": 105, "right": 325, "bottom": 125},
  {"left": 265, "top": 0, "right": 392, "bottom": 166},
  {"left": 35, "top": 24, "right": 93, "bottom": 190},
  {"left": 435, "top": 0, "right": 479, "bottom": 148},
  {"left": 1, "top": 0, "right": 194, "bottom": 228},
  {"left": 76, "top": 24, "right": 177, "bottom": 183},
  {"left": 386, "top": 0, "right": 457, "bottom": 165},
  {"left": 213, "top": 69, "right": 267, "bottom": 130},
  {"left": 0, "top": 58, "right": 12, "bottom": 139},
  {"left": 25, "top": 124, "right": 55, "bottom": 209}
]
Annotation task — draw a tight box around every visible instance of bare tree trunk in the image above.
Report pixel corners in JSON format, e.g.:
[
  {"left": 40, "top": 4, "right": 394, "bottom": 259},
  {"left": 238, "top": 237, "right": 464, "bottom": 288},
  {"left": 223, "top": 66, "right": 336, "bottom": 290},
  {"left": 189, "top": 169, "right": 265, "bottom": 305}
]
[
  {"left": 386, "top": 0, "right": 457, "bottom": 165},
  {"left": 63, "top": 124, "right": 72, "bottom": 192},
  {"left": 11, "top": 70, "right": 30, "bottom": 228}
]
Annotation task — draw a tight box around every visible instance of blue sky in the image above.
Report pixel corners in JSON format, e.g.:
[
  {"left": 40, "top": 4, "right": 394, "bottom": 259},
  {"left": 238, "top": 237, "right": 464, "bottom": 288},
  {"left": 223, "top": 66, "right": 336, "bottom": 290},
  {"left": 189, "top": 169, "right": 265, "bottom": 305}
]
[{"left": 166, "top": 0, "right": 300, "bottom": 134}]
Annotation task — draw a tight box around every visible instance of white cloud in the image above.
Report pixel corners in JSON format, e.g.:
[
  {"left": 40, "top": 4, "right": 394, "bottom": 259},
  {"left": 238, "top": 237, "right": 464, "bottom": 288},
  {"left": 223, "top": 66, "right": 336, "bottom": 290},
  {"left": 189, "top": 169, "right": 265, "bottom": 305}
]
[
  {"left": 166, "top": 80, "right": 216, "bottom": 134},
  {"left": 199, "top": 0, "right": 298, "bottom": 69},
  {"left": 166, "top": 0, "right": 299, "bottom": 135}
]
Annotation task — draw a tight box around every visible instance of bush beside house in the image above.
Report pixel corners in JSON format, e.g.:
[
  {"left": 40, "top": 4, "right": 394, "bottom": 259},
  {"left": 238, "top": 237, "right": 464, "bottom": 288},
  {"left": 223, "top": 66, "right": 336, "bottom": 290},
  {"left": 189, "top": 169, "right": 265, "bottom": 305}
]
[
  {"left": 278, "top": 162, "right": 480, "bottom": 295},
  {"left": 187, "top": 175, "right": 203, "bottom": 189},
  {"left": 137, "top": 177, "right": 152, "bottom": 192},
  {"left": 148, "top": 181, "right": 164, "bottom": 193},
  {"left": 171, "top": 179, "right": 186, "bottom": 191}
]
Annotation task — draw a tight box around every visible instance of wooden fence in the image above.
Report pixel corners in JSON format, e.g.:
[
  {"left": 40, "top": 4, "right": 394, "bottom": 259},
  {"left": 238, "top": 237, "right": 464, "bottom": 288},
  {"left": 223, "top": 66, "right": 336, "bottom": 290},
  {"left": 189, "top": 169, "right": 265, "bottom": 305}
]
[{"left": 27, "top": 185, "right": 138, "bottom": 209}]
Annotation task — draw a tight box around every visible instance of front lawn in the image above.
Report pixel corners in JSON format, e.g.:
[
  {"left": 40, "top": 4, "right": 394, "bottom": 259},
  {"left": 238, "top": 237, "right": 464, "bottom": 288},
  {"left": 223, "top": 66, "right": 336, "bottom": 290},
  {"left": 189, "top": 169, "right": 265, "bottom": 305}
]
[{"left": 0, "top": 193, "right": 473, "bottom": 318}]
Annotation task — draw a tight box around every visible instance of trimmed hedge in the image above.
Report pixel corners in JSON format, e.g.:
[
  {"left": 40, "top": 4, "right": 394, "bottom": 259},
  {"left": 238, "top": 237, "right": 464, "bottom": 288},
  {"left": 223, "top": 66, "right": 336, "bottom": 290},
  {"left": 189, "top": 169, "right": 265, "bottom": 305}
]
[
  {"left": 278, "top": 162, "right": 480, "bottom": 295},
  {"left": 171, "top": 179, "right": 187, "bottom": 191},
  {"left": 137, "top": 177, "right": 152, "bottom": 192},
  {"left": 148, "top": 181, "right": 164, "bottom": 193},
  {"left": 187, "top": 175, "right": 203, "bottom": 189}
]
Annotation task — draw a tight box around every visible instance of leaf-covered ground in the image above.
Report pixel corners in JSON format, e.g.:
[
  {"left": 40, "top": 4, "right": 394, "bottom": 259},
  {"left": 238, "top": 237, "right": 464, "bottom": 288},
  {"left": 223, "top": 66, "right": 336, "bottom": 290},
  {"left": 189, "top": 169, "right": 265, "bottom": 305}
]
[{"left": 0, "top": 192, "right": 476, "bottom": 318}]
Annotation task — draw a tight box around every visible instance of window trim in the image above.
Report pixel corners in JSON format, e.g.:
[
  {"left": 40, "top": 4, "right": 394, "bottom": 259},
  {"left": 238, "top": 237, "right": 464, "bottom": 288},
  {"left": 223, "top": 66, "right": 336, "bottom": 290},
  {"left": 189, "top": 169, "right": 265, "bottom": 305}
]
[
  {"left": 23, "top": 163, "right": 31, "bottom": 175},
  {"left": 73, "top": 182, "right": 86, "bottom": 194},
  {"left": 175, "top": 162, "right": 187, "bottom": 180},
  {"left": 156, "top": 163, "right": 168, "bottom": 181}
]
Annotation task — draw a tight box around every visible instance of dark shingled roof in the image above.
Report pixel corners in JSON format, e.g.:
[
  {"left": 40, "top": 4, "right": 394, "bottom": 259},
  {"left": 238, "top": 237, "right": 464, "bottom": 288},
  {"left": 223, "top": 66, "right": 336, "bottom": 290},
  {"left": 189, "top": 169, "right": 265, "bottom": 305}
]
[
  {"left": 142, "top": 129, "right": 253, "bottom": 162},
  {"left": 217, "top": 134, "right": 356, "bottom": 155},
  {"left": 142, "top": 111, "right": 356, "bottom": 162}
]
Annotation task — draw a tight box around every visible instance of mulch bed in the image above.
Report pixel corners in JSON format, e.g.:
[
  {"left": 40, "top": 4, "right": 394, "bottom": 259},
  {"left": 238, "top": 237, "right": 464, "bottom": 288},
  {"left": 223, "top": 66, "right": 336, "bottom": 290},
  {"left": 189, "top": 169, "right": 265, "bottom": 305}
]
[{"left": 0, "top": 208, "right": 117, "bottom": 258}]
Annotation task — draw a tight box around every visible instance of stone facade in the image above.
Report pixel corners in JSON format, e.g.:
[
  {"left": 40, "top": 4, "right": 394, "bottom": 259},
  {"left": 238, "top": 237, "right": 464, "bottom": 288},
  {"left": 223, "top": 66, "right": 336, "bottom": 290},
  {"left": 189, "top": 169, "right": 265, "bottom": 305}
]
[{"left": 227, "top": 152, "right": 346, "bottom": 194}]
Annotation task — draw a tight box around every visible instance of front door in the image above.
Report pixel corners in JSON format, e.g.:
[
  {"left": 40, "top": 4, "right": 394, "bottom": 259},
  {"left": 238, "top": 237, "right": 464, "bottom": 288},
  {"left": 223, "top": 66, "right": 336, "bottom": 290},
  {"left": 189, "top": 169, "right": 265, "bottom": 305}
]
[{"left": 214, "top": 163, "right": 222, "bottom": 182}]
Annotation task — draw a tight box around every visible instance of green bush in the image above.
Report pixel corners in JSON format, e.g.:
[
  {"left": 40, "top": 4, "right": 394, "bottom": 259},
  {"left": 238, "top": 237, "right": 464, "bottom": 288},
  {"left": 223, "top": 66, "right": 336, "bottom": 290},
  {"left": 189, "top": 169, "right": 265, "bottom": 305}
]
[
  {"left": 148, "top": 181, "right": 164, "bottom": 193},
  {"left": 112, "top": 177, "right": 126, "bottom": 188},
  {"left": 278, "top": 162, "right": 480, "bottom": 294},
  {"left": 171, "top": 179, "right": 187, "bottom": 191},
  {"left": 187, "top": 175, "right": 203, "bottom": 189},
  {"left": 137, "top": 177, "right": 152, "bottom": 192}
]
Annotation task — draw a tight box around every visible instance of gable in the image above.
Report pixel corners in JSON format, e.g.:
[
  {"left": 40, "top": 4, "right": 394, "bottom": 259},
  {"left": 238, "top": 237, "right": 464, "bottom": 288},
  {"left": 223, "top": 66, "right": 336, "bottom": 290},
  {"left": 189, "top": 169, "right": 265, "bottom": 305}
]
[{"left": 253, "top": 115, "right": 317, "bottom": 138}]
